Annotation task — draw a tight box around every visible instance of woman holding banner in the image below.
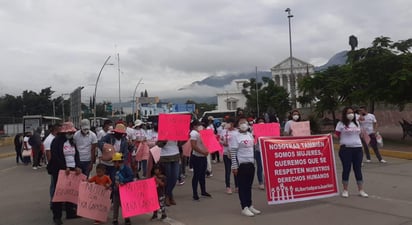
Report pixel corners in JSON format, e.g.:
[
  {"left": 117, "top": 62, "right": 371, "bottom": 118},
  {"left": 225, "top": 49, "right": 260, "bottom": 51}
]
[
  {"left": 283, "top": 109, "right": 302, "bottom": 136},
  {"left": 220, "top": 117, "right": 238, "bottom": 194},
  {"left": 190, "top": 120, "right": 212, "bottom": 201},
  {"left": 230, "top": 119, "right": 261, "bottom": 217},
  {"left": 47, "top": 122, "right": 82, "bottom": 225},
  {"left": 334, "top": 106, "right": 368, "bottom": 198}
]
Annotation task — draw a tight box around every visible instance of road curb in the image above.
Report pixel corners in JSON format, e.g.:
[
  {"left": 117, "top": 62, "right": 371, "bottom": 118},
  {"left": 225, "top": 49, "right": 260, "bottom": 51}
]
[
  {"left": 0, "top": 152, "right": 16, "bottom": 159},
  {"left": 333, "top": 144, "right": 412, "bottom": 160}
]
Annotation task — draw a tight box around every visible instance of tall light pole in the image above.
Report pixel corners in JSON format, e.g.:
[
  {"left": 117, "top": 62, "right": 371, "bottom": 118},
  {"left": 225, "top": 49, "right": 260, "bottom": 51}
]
[
  {"left": 285, "top": 8, "right": 295, "bottom": 108},
  {"left": 93, "top": 56, "right": 113, "bottom": 127},
  {"left": 61, "top": 93, "right": 70, "bottom": 122},
  {"left": 255, "top": 66, "right": 260, "bottom": 117},
  {"left": 132, "top": 78, "right": 143, "bottom": 121}
]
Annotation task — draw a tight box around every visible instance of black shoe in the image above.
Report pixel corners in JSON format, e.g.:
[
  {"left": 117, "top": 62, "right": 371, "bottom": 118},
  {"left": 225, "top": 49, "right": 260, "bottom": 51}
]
[
  {"left": 201, "top": 192, "right": 212, "bottom": 197},
  {"left": 112, "top": 220, "right": 119, "bottom": 225},
  {"left": 193, "top": 195, "right": 200, "bottom": 201},
  {"left": 66, "top": 215, "right": 80, "bottom": 219},
  {"left": 53, "top": 218, "right": 63, "bottom": 225},
  {"left": 151, "top": 213, "right": 158, "bottom": 220},
  {"left": 125, "top": 218, "right": 131, "bottom": 225},
  {"left": 161, "top": 214, "right": 167, "bottom": 220}
]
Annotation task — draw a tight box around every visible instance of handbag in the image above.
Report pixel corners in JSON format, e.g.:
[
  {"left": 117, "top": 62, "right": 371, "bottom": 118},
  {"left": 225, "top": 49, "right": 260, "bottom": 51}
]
[
  {"left": 101, "top": 143, "right": 115, "bottom": 161},
  {"left": 376, "top": 132, "right": 383, "bottom": 147},
  {"left": 22, "top": 149, "right": 32, "bottom": 157}
]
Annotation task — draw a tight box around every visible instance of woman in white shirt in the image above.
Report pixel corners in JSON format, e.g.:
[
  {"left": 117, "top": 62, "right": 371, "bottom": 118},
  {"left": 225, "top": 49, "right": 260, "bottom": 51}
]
[
  {"left": 230, "top": 118, "right": 261, "bottom": 217},
  {"left": 334, "top": 106, "right": 368, "bottom": 198},
  {"left": 283, "top": 109, "right": 301, "bottom": 136},
  {"left": 220, "top": 118, "right": 238, "bottom": 194}
]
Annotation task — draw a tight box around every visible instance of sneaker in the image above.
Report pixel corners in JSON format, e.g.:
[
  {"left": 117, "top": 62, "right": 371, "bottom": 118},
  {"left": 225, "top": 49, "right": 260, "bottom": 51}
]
[
  {"left": 249, "top": 206, "right": 261, "bottom": 215},
  {"left": 258, "top": 184, "right": 265, "bottom": 190},
  {"left": 341, "top": 190, "right": 349, "bottom": 198},
  {"left": 212, "top": 160, "right": 217, "bottom": 164},
  {"left": 125, "top": 218, "right": 131, "bottom": 225},
  {"left": 150, "top": 214, "right": 158, "bottom": 220},
  {"left": 37, "top": 164, "right": 42, "bottom": 168},
  {"left": 359, "top": 190, "right": 369, "bottom": 198},
  {"left": 234, "top": 188, "right": 239, "bottom": 193},
  {"left": 178, "top": 179, "right": 185, "bottom": 185},
  {"left": 366, "top": 159, "right": 371, "bottom": 163},
  {"left": 169, "top": 197, "right": 176, "bottom": 205},
  {"left": 193, "top": 195, "right": 200, "bottom": 201},
  {"left": 380, "top": 159, "right": 387, "bottom": 163},
  {"left": 189, "top": 168, "right": 193, "bottom": 172},
  {"left": 32, "top": 166, "right": 38, "bottom": 170},
  {"left": 241, "top": 207, "right": 254, "bottom": 217},
  {"left": 226, "top": 187, "right": 232, "bottom": 194},
  {"left": 201, "top": 192, "right": 212, "bottom": 198},
  {"left": 53, "top": 218, "right": 63, "bottom": 225},
  {"left": 94, "top": 220, "right": 101, "bottom": 224},
  {"left": 161, "top": 214, "right": 167, "bottom": 220}
]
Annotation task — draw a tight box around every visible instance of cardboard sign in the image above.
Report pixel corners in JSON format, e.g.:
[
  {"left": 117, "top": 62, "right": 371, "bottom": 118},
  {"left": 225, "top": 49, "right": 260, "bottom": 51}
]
[
  {"left": 259, "top": 135, "right": 338, "bottom": 205},
  {"left": 52, "top": 170, "right": 87, "bottom": 204},
  {"left": 158, "top": 114, "right": 191, "bottom": 141},
  {"left": 149, "top": 146, "right": 161, "bottom": 163},
  {"left": 252, "top": 123, "right": 281, "bottom": 143},
  {"left": 119, "top": 178, "right": 160, "bottom": 218},
  {"left": 182, "top": 140, "right": 192, "bottom": 157},
  {"left": 290, "top": 121, "right": 311, "bottom": 136},
  {"left": 77, "top": 182, "right": 111, "bottom": 222},
  {"left": 199, "top": 129, "right": 223, "bottom": 154}
]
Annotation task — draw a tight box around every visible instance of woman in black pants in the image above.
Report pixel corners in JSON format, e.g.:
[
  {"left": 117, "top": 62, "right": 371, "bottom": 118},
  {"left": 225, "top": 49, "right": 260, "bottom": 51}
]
[{"left": 190, "top": 120, "right": 211, "bottom": 200}]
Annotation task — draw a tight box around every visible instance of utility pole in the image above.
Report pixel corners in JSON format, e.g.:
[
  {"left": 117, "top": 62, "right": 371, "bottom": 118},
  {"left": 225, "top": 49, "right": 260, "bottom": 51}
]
[{"left": 285, "top": 8, "right": 295, "bottom": 108}]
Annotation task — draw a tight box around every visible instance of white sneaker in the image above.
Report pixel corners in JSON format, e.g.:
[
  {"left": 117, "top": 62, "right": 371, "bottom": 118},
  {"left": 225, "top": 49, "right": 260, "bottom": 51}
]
[
  {"left": 341, "top": 190, "right": 349, "bottom": 198},
  {"left": 32, "top": 166, "right": 38, "bottom": 170},
  {"left": 249, "top": 206, "right": 261, "bottom": 215},
  {"left": 226, "top": 187, "right": 232, "bottom": 194},
  {"left": 359, "top": 190, "right": 369, "bottom": 198},
  {"left": 366, "top": 160, "right": 371, "bottom": 163},
  {"left": 241, "top": 207, "right": 254, "bottom": 217},
  {"left": 258, "top": 184, "right": 265, "bottom": 190},
  {"left": 380, "top": 159, "right": 387, "bottom": 163}
]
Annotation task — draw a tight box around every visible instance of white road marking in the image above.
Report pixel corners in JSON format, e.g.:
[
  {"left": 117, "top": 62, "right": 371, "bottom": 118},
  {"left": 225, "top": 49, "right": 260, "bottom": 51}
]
[
  {"left": 0, "top": 166, "right": 17, "bottom": 173},
  {"left": 162, "top": 217, "right": 186, "bottom": 225}
]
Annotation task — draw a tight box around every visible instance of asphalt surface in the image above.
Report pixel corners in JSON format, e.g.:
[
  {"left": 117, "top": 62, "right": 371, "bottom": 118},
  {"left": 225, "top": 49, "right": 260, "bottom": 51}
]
[{"left": 1, "top": 148, "right": 412, "bottom": 225}]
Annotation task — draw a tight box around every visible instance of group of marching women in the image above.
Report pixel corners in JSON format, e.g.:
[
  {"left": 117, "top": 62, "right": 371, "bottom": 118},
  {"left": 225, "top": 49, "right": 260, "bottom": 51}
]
[{"left": 45, "top": 106, "right": 379, "bottom": 224}]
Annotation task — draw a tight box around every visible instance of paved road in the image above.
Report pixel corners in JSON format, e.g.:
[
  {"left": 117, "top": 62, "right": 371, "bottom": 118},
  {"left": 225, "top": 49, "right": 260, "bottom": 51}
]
[{"left": 1, "top": 151, "right": 412, "bottom": 225}]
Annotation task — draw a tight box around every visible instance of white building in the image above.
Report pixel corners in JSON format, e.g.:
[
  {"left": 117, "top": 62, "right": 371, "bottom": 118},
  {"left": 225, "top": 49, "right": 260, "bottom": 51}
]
[
  {"left": 271, "top": 57, "right": 315, "bottom": 108},
  {"left": 216, "top": 79, "right": 248, "bottom": 111}
]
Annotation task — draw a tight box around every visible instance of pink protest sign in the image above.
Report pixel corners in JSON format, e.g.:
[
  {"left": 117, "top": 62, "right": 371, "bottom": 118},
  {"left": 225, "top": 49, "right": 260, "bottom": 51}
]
[
  {"left": 252, "top": 123, "right": 281, "bottom": 143},
  {"left": 150, "top": 146, "right": 161, "bottom": 163},
  {"left": 199, "top": 129, "right": 223, "bottom": 154},
  {"left": 158, "top": 114, "right": 191, "bottom": 141},
  {"left": 291, "top": 121, "right": 311, "bottom": 136},
  {"left": 77, "top": 182, "right": 111, "bottom": 222},
  {"left": 182, "top": 140, "right": 192, "bottom": 157},
  {"left": 52, "top": 170, "right": 87, "bottom": 204},
  {"left": 119, "top": 178, "right": 160, "bottom": 218}
]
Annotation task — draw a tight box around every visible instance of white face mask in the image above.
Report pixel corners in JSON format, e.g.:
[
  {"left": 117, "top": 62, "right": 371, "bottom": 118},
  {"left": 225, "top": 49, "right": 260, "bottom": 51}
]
[
  {"left": 346, "top": 113, "right": 355, "bottom": 120},
  {"left": 239, "top": 123, "right": 249, "bottom": 131},
  {"left": 196, "top": 125, "right": 204, "bottom": 131},
  {"left": 292, "top": 115, "right": 300, "bottom": 121}
]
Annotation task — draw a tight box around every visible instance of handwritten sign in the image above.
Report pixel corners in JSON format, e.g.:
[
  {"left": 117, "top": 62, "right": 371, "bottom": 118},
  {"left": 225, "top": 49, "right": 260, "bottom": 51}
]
[
  {"left": 119, "top": 178, "right": 160, "bottom": 218},
  {"left": 158, "top": 114, "right": 191, "bottom": 141},
  {"left": 77, "top": 182, "right": 111, "bottom": 222},
  {"left": 199, "top": 129, "right": 223, "bottom": 154},
  {"left": 259, "top": 135, "right": 338, "bottom": 205},
  {"left": 252, "top": 123, "right": 281, "bottom": 143},
  {"left": 182, "top": 140, "right": 192, "bottom": 157},
  {"left": 291, "top": 121, "right": 311, "bottom": 136},
  {"left": 149, "top": 146, "right": 161, "bottom": 163},
  {"left": 52, "top": 170, "right": 87, "bottom": 204}
]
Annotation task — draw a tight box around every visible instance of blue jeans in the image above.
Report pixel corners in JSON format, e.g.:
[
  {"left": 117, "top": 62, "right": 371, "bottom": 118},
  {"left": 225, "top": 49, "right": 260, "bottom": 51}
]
[
  {"left": 160, "top": 160, "right": 180, "bottom": 198},
  {"left": 254, "top": 150, "right": 263, "bottom": 185},
  {"left": 338, "top": 146, "right": 363, "bottom": 185},
  {"left": 191, "top": 155, "right": 207, "bottom": 197},
  {"left": 223, "top": 155, "right": 238, "bottom": 188},
  {"left": 79, "top": 161, "right": 92, "bottom": 177}
]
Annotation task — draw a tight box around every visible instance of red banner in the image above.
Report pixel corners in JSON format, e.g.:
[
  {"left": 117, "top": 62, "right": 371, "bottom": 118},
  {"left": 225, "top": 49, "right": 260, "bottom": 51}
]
[
  {"left": 199, "top": 129, "right": 223, "bottom": 154},
  {"left": 252, "top": 123, "right": 281, "bottom": 143},
  {"left": 119, "top": 178, "right": 160, "bottom": 218},
  {"left": 158, "top": 114, "right": 191, "bottom": 141},
  {"left": 259, "top": 135, "right": 338, "bottom": 204}
]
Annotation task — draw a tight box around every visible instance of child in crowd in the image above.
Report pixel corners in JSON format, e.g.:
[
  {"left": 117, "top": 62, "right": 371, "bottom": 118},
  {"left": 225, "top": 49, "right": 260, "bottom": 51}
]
[
  {"left": 112, "top": 153, "right": 134, "bottom": 225},
  {"left": 89, "top": 163, "right": 112, "bottom": 224},
  {"left": 151, "top": 164, "right": 167, "bottom": 220}
]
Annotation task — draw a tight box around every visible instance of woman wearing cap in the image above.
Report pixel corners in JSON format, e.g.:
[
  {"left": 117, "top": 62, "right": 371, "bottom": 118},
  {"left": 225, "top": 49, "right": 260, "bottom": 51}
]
[
  {"left": 98, "top": 122, "right": 129, "bottom": 190},
  {"left": 47, "top": 122, "right": 82, "bottom": 225}
]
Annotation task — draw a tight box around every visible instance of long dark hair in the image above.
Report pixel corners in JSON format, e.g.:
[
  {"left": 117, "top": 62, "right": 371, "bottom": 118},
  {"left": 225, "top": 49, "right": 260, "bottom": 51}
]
[{"left": 341, "top": 106, "right": 358, "bottom": 127}]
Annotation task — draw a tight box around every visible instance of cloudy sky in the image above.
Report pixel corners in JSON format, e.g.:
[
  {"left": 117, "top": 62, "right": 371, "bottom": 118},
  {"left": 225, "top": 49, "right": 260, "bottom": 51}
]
[{"left": 1, "top": 0, "right": 411, "bottom": 103}]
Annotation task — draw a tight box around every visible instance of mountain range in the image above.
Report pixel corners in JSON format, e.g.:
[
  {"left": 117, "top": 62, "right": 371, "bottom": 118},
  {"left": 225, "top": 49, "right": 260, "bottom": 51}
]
[{"left": 162, "top": 51, "right": 348, "bottom": 104}]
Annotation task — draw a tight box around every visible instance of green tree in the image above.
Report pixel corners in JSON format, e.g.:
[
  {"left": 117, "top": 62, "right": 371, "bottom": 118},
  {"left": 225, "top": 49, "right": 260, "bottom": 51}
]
[{"left": 242, "top": 77, "right": 291, "bottom": 121}]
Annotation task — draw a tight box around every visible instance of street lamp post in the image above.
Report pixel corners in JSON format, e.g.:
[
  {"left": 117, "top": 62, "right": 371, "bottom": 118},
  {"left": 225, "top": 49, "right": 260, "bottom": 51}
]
[
  {"left": 285, "top": 8, "right": 295, "bottom": 108},
  {"left": 132, "top": 78, "right": 143, "bottom": 121},
  {"left": 93, "top": 56, "right": 113, "bottom": 127}
]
